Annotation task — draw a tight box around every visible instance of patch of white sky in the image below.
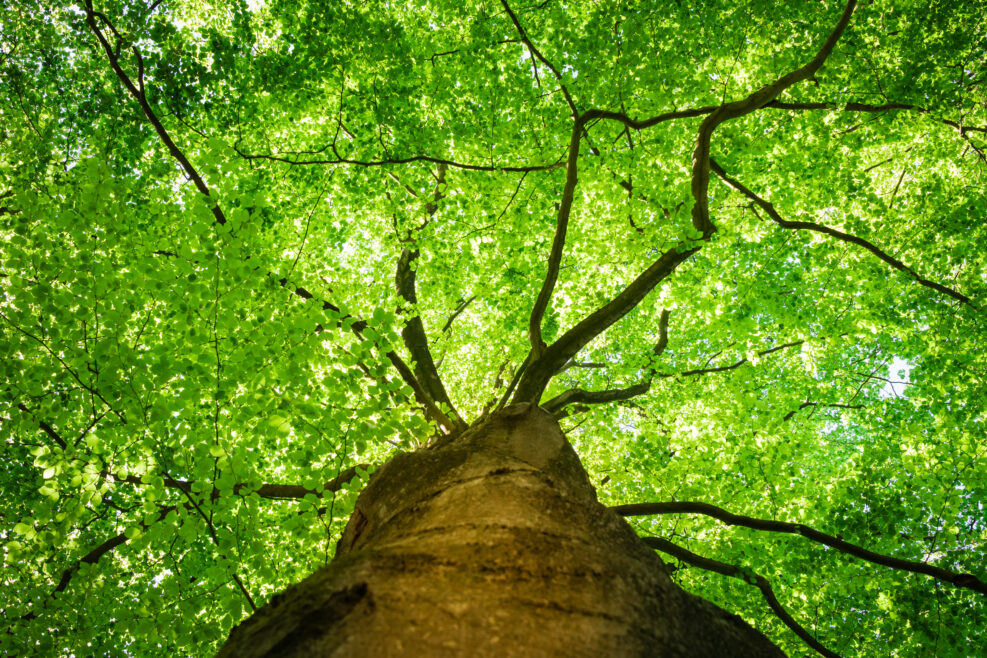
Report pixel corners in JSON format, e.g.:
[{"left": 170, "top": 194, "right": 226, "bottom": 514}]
[{"left": 879, "top": 355, "right": 912, "bottom": 400}]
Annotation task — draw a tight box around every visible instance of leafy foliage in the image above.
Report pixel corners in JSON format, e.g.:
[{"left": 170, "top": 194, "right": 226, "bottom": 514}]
[{"left": 1, "top": 0, "right": 985, "bottom": 655}]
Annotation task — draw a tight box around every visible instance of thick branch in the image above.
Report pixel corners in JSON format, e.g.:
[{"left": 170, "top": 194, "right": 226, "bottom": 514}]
[
  {"left": 383, "top": 349, "right": 459, "bottom": 434},
  {"left": 543, "top": 382, "right": 651, "bottom": 416},
  {"left": 710, "top": 159, "right": 975, "bottom": 307},
  {"left": 581, "top": 105, "right": 721, "bottom": 131},
  {"left": 543, "top": 309, "right": 670, "bottom": 414},
  {"left": 572, "top": 99, "right": 986, "bottom": 139},
  {"left": 643, "top": 536, "right": 841, "bottom": 658},
  {"left": 617, "top": 501, "right": 986, "bottom": 596},
  {"left": 689, "top": 0, "right": 857, "bottom": 237},
  {"left": 510, "top": 0, "right": 862, "bottom": 404},
  {"left": 528, "top": 120, "right": 585, "bottom": 356},
  {"left": 394, "top": 167, "right": 467, "bottom": 432},
  {"left": 513, "top": 246, "right": 696, "bottom": 404}
]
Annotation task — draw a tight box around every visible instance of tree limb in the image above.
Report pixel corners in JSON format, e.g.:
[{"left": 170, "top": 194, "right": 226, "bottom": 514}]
[
  {"left": 499, "top": 0, "right": 578, "bottom": 118},
  {"left": 547, "top": 331, "right": 804, "bottom": 417},
  {"left": 231, "top": 142, "right": 566, "bottom": 173},
  {"left": 112, "top": 463, "right": 369, "bottom": 501},
  {"left": 169, "top": 471, "right": 257, "bottom": 611},
  {"left": 82, "top": 2, "right": 227, "bottom": 226},
  {"left": 527, "top": 120, "right": 585, "bottom": 357},
  {"left": 19, "top": 504, "right": 177, "bottom": 621},
  {"left": 276, "top": 275, "right": 458, "bottom": 432},
  {"left": 643, "top": 536, "right": 841, "bottom": 658},
  {"left": 513, "top": 246, "right": 696, "bottom": 404},
  {"left": 782, "top": 401, "right": 863, "bottom": 422},
  {"left": 709, "top": 159, "right": 975, "bottom": 308},
  {"left": 16, "top": 403, "right": 66, "bottom": 449},
  {"left": 689, "top": 0, "right": 857, "bottom": 237},
  {"left": 764, "top": 100, "right": 987, "bottom": 137},
  {"left": 1, "top": 313, "right": 127, "bottom": 425},
  {"left": 21, "top": 464, "right": 369, "bottom": 621},
  {"left": 543, "top": 309, "right": 670, "bottom": 414},
  {"left": 84, "top": 3, "right": 453, "bottom": 431},
  {"left": 230, "top": 98, "right": 984, "bottom": 173},
  {"left": 511, "top": 0, "right": 860, "bottom": 403},
  {"left": 617, "top": 501, "right": 986, "bottom": 596},
  {"left": 441, "top": 295, "right": 476, "bottom": 334},
  {"left": 394, "top": 166, "right": 467, "bottom": 432},
  {"left": 560, "top": 99, "right": 985, "bottom": 140},
  {"left": 658, "top": 339, "right": 805, "bottom": 379}
]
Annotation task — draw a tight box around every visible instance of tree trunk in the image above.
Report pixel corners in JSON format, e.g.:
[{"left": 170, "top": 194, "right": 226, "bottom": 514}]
[{"left": 217, "top": 404, "right": 784, "bottom": 657}]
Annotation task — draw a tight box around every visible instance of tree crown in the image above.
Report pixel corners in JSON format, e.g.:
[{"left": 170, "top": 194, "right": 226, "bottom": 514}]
[{"left": 1, "top": 0, "right": 985, "bottom": 655}]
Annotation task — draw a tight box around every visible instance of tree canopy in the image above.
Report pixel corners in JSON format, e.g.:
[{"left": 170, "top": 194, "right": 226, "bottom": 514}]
[{"left": 2, "top": 0, "right": 985, "bottom": 655}]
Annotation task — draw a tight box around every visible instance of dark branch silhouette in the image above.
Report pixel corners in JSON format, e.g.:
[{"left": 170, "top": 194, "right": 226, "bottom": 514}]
[
  {"left": 231, "top": 142, "right": 566, "bottom": 173},
  {"left": 709, "top": 159, "right": 976, "bottom": 308},
  {"left": 511, "top": 0, "right": 857, "bottom": 406},
  {"left": 271, "top": 277, "right": 459, "bottom": 432},
  {"left": 441, "top": 296, "right": 477, "bottom": 334},
  {"left": 20, "top": 504, "right": 175, "bottom": 622},
  {"left": 16, "top": 403, "right": 66, "bottom": 449},
  {"left": 617, "top": 501, "right": 986, "bottom": 596},
  {"left": 546, "top": 333, "right": 806, "bottom": 417},
  {"left": 169, "top": 472, "right": 257, "bottom": 611},
  {"left": 230, "top": 96, "right": 986, "bottom": 174},
  {"left": 83, "top": 1, "right": 227, "bottom": 226},
  {"left": 543, "top": 310, "right": 670, "bottom": 414},
  {"left": 688, "top": 0, "right": 857, "bottom": 238},
  {"left": 513, "top": 245, "right": 695, "bottom": 404},
  {"left": 659, "top": 339, "right": 805, "bottom": 379},
  {"left": 83, "top": 2, "right": 453, "bottom": 431},
  {"left": 527, "top": 120, "right": 586, "bottom": 357},
  {"left": 499, "top": 0, "right": 578, "bottom": 118},
  {"left": 21, "top": 465, "right": 368, "bottom": 621},
  {"left": 393, "top": 164, "right": 467, "bottom": 432},
  {"left": 643, "top": 536, "right": 841, "bottom": 658},
  {"left": 782, "top": 401, "right": 863, "bottom": 422}
]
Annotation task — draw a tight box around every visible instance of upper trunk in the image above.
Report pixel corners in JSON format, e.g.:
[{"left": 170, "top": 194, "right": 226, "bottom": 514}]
[{"left": 218, "top": 404, "right": 784, "bottom": 657}]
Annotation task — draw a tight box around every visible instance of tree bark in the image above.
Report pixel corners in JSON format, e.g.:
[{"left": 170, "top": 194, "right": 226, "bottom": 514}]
[{"left": 217, "top": 405, "right": 784, "bottom": 657}]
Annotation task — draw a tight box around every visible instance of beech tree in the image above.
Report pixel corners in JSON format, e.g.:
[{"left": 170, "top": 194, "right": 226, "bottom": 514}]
[{"left": 2, "top": 0, "right": 986, "bottom": 655}]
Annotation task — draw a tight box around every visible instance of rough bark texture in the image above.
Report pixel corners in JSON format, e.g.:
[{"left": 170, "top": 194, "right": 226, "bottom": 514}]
[{"left": 217, "top": 405, "right": 785, "bottom": 657}]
